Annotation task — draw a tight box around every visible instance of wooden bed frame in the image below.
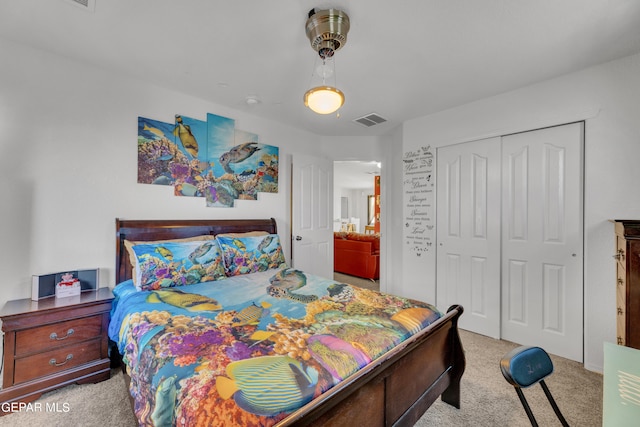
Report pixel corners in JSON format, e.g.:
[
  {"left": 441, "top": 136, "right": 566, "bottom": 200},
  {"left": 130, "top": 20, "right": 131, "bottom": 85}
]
[{"left": 114, "top": 218, "right": 465, "bottom": 426}]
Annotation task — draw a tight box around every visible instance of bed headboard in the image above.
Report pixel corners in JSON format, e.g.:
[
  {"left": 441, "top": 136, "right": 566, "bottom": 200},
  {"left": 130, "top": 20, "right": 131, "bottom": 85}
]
[{"left": 115, "top": 218, "right": 278, "bottom": 284}]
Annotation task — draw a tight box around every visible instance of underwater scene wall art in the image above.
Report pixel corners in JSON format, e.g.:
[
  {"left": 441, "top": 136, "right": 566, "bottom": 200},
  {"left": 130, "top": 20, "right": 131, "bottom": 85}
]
[{"left": 137, "top": 113, "right": 279, "bottom": 207}]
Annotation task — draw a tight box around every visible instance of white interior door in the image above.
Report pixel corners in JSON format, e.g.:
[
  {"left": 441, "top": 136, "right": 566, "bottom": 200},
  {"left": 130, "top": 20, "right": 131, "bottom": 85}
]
[
  {"left": 501, "top": 123, "right": 584, "bottom": 361},
  {"left": 291, "top": 154, "right": 334, "bottom": 278},
  {"left": 437, "top": 137, "right": 502, "bottom": 338}
]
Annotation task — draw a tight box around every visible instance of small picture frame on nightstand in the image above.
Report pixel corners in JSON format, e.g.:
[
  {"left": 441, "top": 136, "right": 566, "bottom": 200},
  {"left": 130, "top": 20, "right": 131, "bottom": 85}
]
[{"left": 55, "top": 272, "right": 81, "bottom": 298}]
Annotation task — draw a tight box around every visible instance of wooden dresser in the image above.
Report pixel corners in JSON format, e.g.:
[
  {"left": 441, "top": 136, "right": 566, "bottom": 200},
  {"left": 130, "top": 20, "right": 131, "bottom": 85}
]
[
  {"left": 612, "top": 220, "right": 640, "bottom": 349},
  {"left": 0, "top": 288, "right": 113, "bottom": 409}
]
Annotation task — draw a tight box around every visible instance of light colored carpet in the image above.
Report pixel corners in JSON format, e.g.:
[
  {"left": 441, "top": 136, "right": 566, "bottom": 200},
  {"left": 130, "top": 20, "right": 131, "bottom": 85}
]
[
  {"left": 333, "top": 271, "right": 379, "bottom": 291},
  {"left": 418, "top": 330, "right": 603, "bottom": 426},
  {"left": 0, "top": 330, "right": 601, "bottom": 426},
  {"left": 0, "top": 369, "right": 137, "bottom": 427}
]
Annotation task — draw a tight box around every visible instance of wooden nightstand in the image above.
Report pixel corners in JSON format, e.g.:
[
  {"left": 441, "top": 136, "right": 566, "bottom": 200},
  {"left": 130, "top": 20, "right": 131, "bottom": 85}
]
[{"left": 0, "top": 288, "right": 113, "bottom": 408}]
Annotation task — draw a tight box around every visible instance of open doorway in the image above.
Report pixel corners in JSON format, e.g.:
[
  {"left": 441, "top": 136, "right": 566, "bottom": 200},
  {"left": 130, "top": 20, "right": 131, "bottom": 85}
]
[{"left": 333, "top": 161, "right": 381, "bottom": 290}]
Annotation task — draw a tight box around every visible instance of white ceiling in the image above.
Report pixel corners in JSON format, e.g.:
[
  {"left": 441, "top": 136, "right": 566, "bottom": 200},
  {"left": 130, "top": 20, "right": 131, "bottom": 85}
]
[
  {"left": 2, "top": 0, "right": 640, "bottom": 137},
  {"left": 335, "top": 161, "right": 380, "bottom": 190}
]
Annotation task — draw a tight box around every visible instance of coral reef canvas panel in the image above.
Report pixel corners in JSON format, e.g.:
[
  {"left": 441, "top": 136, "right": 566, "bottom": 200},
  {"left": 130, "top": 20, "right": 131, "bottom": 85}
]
[
  {"left": 137, "top": 117, "right": 179, "bottom": 186},
  {"left": 171, "top": 115, "right": 209, "bottom": 198},
  {"left": 137, "top": 113, "right": 278, "bottom": 208}
]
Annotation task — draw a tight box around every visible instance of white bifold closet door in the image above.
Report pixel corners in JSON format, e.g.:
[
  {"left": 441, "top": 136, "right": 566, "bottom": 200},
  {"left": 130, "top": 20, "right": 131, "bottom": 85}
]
[
  {"left": 501, "top": 123, "right": 583, "bottom": 362},
  {"left": 437, "top": 123, "right": 584, "bottom": 362},
  {"left": 436, "top": 137, "right": 502, "bottom": 339}
]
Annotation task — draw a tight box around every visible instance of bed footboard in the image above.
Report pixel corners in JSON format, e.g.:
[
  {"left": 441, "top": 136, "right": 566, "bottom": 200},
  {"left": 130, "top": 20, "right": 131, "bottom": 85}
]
[{"left": 279, "top": 304, "right": 465, "bottom": 426}]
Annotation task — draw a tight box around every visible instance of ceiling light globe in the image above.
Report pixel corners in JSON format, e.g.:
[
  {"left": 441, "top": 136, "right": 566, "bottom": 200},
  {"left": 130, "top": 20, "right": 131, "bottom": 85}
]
[{"left": 304, "top": 86, "right": 344, "bottom": 115}]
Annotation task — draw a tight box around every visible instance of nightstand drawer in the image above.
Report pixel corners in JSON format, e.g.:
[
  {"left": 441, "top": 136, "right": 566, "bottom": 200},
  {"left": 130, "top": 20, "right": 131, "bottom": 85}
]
[
  {"left": 15, "top": 315, "right": 103, "bottom": 356},
  {"left": 14, "top": 339, "right": 102, "bottom": 384}
]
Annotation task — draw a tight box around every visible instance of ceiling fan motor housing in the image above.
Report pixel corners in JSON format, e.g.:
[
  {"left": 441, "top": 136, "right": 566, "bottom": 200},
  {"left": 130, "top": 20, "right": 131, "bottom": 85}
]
[{"left": 306, "top": 8, "right": 350, "bottom": 59}]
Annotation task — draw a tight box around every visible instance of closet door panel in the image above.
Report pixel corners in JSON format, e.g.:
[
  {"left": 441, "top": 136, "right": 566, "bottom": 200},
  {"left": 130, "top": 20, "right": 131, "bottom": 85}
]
[
  {"left": 501, "top": 123, "right": 583, "bottom": 362},
  {"left": 437, "top": 137, "right": 501, "bottom": 338}
]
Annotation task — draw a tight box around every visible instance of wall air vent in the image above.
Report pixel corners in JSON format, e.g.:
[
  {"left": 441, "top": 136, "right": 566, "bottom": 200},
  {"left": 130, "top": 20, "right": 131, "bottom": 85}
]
[
  {"left": 64, "top": 0, "right": 96, "bottom": 12},
  {"left": 353, "top": 113, "right": 388, "bottom": 128}
]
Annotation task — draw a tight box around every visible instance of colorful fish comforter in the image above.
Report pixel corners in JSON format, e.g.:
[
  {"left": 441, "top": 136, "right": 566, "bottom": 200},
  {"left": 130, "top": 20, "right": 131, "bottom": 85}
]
[{"left": 109, "top": 268, "right": 442, "bottom": 426}]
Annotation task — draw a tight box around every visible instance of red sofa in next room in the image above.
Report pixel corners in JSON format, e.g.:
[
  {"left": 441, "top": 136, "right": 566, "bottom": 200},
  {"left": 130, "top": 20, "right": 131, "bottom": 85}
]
[{"left": 333, "top": 232, "right": 380, "bottom": 280}]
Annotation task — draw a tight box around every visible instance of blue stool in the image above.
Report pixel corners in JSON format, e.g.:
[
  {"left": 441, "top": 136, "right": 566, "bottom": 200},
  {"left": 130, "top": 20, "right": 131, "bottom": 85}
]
[{"left": 500, "top": 346, "right": 569, "bottom": 427}]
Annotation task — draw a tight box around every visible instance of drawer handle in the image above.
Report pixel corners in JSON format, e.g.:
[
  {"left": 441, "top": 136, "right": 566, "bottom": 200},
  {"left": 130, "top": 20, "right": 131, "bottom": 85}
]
[
  {"left": 618, "top": 278, "right": 624, "bottom": 286},
  {"left": 618, "top": 336, "right": 623, "bottom": 345},
  {"left": 618, "top": 307, "right": 624, "bottom": 315},
  {"left": 613, "top": 249, "right": 625, "bottom": 260},
  {"left": 49, "top": 354, "right": 73, "bottom": 367},
  {"left": 50, "top": 329, "right": 74, "bottom": 341}
]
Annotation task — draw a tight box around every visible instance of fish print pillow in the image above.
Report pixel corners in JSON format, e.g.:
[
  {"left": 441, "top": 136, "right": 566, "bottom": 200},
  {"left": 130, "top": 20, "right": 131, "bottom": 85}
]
[
  {"left": 217, "top": 234, "right": 286, "bottom": 276},
  {"left": 124, "top": 235, "right": 216, "bottom": 287},
  {"left": 131, "top": 240, "right": 226, "bottom": 291}
]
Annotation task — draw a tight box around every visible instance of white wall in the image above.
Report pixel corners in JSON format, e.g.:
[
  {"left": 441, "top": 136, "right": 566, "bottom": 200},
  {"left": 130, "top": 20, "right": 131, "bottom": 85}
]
[
  {"left": 381, "top": 126, "right": 404, "bottom": 296},
  {"left": 333, "top": 185, "right": 374, "bottom": 232},
  {"left": 397, "top": 53, "right": 640, "bottom": 372},
  {"left": 0, "top": 37, "right": 321, "bottom": 313},
  {"left": 352, "top": 188, "right": 373, "bottom": 231}
]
